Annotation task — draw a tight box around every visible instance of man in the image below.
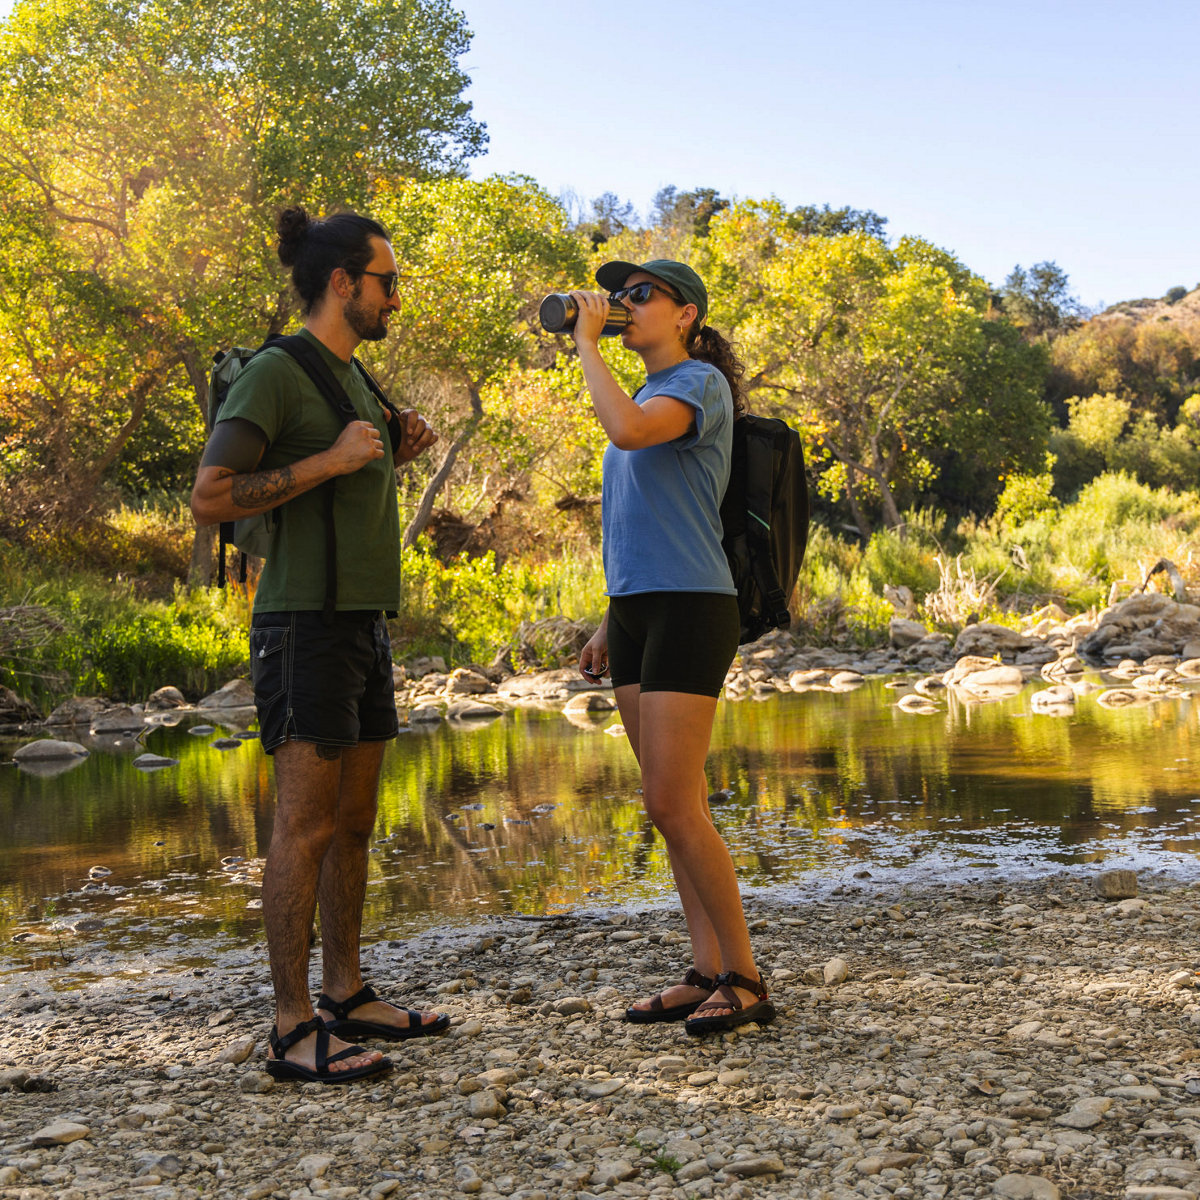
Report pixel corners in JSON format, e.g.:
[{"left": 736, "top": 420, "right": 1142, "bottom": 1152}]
[{"left": 191, "top": 207, "right": 444, "bottom": 1083}]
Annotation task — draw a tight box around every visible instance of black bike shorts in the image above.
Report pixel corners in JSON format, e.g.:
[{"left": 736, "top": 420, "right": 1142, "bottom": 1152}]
[
  {"left": 249, "top": 610, "right": 399, "bottom": 754},
  {"left": 607, "top": 591, "right": 740, "bottom": 698}
]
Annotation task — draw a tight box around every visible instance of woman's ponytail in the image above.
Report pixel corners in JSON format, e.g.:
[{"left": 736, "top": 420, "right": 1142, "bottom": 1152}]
[{"left": 687, "top": 323, "right": 747, "bottom": 416}]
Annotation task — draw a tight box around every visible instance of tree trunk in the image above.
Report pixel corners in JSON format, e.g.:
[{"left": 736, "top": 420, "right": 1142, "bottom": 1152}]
[
  {"left": 188, "top": 522, "right": 216, "bottom": 587},
  {"left": 180, "top": 341, "right": 216, "bottom": 584},
  {"left": 843, "top": 469, "right": 871, "bottom": 543},
  {"left": 878, "top": 480, "right": 904, "bottom": 532},
  {"left": 402, "top": 382, "right": 484, "bottom": 548}
]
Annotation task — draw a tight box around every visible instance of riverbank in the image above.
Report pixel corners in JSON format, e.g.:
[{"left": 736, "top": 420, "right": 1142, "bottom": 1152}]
[{"left": 2, "top": 872, "right": 1200, "bottom": 1200}]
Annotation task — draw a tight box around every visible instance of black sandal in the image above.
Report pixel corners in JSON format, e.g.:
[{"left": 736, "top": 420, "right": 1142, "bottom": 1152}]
[
  {"left": 625, "top": 968, "right": 716, "bottom": 1024},
  {"left": 266, "top": 1016, "right": 392, "bottom": 1084},
  {"left": 685, "top": 970, "right": 776, "bottom": 1036},
  {"left": 317, "top": 983, "right": 451, "bottom": 1042}
]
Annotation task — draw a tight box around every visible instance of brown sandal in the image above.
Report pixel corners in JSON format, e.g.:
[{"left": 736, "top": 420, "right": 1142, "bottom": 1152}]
[
  {"left": 685, "top": 969, "right": 776, "bottom": 1035},
  {"left": 625, "top": 968, "right": 716, "bottom": 1024}
]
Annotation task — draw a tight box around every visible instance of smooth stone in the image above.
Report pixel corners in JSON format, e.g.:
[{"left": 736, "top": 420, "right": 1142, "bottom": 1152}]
[
  {"left": 468, "top": 1090, "right": 505, "bottom": 1119},
  {"left": 409, "top": 705, "right": 444, "bottom": 723},
  {"left": 723, "top": 1154, "right": 785, "bottom": 1178},
  {"left": 446, "top": 699, "right": 503, "bottom": 720},
  {"left": 586, "top": 1078, "right": 625, "bottom": 1098},
  {"left": 1094, "top": 869, "right": 1138, "bottom": 899},
  {"left": 563, "top": 691, "right": 616, "bottom": 713},
  {"left": 994, "top": 1174, "right": 1061, "bottom": 1199},
  {"left": 299, "top": 1154, "right": 333, "bottom": 1180},
  {"left": 238, "top": 1071, "right": 274, "bottom": 1094},
  {"left": 147, "top": 686, "right": 188, "bottom": 710},
  {"left": 31, "top": 1120, "right": 91, "bottom": 1146},
  {"left": 133, "top": 753, "right": 179, "bottom": 770},
  {"left": 590, "top": 1160, "right": 637, "bottom": 1186},
  {"left": 823, "top": 957, "right": 850, "bottom": 985},
  {"left": 13, "top": 738, "right": 88, "bottom": 762},
  {"left": 215, "top": 1037, "right": 256, "bottom": 1065}
]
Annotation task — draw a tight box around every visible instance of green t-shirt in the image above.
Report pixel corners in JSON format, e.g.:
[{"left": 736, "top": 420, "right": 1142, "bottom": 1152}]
[{"left": 217, "top": 330, "right": 401, "bottom": 613}]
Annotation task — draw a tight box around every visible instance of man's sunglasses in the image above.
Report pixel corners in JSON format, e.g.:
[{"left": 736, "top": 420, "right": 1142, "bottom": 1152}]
[
  {"left": 359, "top": 269, "right": 400, "bottom": 298},
  {"left": 609, "top": 281, "right": 683, "bottom": 306}
]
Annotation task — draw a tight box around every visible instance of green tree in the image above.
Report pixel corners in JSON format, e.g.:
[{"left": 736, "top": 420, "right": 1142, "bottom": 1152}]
[
  {"left": 0, "top": 0, "right": 485, "bottom": 570},
  {"left": 1001, "top": 261, "right": 1084, "bottom": 339},
  {"left": 651, "top": 186, "right": 730, "bottom": 237},
  {"left": 367, "top": 175, "right": 588, "bottom": 547},
  {"left": 701, "top": 204, "right": 1049, "bottom": 537}
]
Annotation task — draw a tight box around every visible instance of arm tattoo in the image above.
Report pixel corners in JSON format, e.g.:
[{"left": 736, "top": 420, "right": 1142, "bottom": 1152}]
[{"left": 230, "top": 465, "right": 297, "bottom": 511}]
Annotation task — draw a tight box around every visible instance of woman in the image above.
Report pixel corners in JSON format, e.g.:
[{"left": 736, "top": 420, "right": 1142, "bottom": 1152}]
[{"left": 573, "top": 258, "right": 775, "bottom": 1035}]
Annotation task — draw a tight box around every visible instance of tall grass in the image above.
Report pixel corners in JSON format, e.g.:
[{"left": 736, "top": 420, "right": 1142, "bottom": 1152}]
[
  {"left": 5, "top": 470, "right": 1198, "bottom": 706},
  {"left": 393, "top": 538, "right": 607, "bottom": 664},
  {"left": 797, "top": 472, "right": 1200, "bottom": 641}
]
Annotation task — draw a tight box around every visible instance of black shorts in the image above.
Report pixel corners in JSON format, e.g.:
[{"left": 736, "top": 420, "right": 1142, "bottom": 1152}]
[
  {"left": 249, "top": 611, "right": 399, "bottom": 754},
  {"left": 607, "top": 591, "right": 740, "bottom": 698}
]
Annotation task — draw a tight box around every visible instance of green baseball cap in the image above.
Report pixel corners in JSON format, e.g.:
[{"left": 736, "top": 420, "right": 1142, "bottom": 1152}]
[{"left": 595, "top": 259, "right": 708, "bottom": 323}]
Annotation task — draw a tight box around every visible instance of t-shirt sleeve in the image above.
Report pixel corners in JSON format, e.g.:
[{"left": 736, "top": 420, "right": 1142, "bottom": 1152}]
[
  {"left": 646, "top": 363, "right": 727, "bottom": 451},
  {"left": 216, "top": 350, "right": 298, "bottom": 444}
]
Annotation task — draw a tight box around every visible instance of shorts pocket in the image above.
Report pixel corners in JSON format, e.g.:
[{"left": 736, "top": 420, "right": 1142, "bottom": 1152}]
[{"left": 250, "top": 624, "right": 290, "bottom": 706}]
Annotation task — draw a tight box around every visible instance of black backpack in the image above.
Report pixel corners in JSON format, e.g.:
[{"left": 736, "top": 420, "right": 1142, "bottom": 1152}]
[
  {"left": 207, "top": 333, "right": 401, "bottom": 622},
  {"left": 719, "top": 414, "right": 810, "bottom": 644}
]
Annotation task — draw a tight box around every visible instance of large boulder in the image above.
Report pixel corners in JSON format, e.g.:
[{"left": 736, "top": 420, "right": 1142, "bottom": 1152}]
[
  {"left": 146, "top": 686, "right": 188, "bottom": 710},
  {"left": 944, "top": 657, "right": 1026, "bottom": 700},
  {"left": 44, "top": 697, "right": 108, "bottom": 727},
  {"left": 197, "top": 679, "right": 256, "bottom": 709},
  {"left": 90, "top": 706, "right": 145, "bottom": 734},
  {"left": 952, "top": 623, "right": 1035, "bottom": 658},
  {"left": 13, "top": 739, "right": 89, "bottom": 763},
  {"left": 888, "top": 618, "right": 928, "bottom": 648},
  {"left": 443, "top": 668, "right": 492, "bottom": 696},
  {"left": 1079, "top": 594, "right": 1200, "bottom": 661}
]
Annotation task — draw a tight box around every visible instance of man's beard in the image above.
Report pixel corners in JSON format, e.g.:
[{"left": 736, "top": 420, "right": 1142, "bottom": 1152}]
[{"left": 345, "top": 287, "right": 388, "bottom": 341}]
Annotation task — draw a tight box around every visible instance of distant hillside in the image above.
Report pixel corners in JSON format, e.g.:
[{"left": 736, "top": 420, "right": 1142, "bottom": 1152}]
[{"left": 1097, "top": 285, "right": 1200, "bottom": 326}]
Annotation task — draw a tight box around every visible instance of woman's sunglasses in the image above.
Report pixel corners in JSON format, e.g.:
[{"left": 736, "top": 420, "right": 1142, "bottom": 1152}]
[
  {"left": 359, "top": 269, "right": 400, "bottom": 298},
  {"left": 609, "top": 281, "right": 683, "bottom": 306}
]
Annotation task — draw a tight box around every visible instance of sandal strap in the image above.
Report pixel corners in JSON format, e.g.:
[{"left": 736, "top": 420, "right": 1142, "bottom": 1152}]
[
  {"left": 692, "top": 970, "right": 768, "bottom": 1017},
  {"left": 714, "top": 969, "right": 767, "bottom": 999},
  {"left": 269, "top": 1016, "right": 324, "bottom": 1057},
  {"left": 316, "top": 983, "right": 379, "bottom": 1021},
  {"left": 683, "top": 968, "right": 716, "bottom": 991}
]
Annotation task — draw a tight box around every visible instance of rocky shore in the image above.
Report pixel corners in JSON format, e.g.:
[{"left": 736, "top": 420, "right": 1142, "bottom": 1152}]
[
  {"left": 7, "top": 592, "right": 1200, "bottom": 757},
  {"left": 3, "top": 872, "right": 1200, "bottom": 1200}
]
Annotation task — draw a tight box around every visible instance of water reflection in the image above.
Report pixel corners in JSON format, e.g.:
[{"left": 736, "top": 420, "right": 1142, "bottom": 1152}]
[{"left": 3, "top": 677, "right": 1200, "bottom": 970}]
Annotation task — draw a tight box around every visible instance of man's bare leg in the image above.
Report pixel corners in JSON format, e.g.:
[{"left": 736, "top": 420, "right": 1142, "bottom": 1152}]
[
  {"left": 315, "top": 741, "right": 446, "bottom": 1033},
  {"left": 262, "top": 740, "right": 383, "bottom": 1074}
]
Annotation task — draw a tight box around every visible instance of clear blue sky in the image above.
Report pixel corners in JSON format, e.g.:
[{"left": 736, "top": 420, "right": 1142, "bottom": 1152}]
[
  {"left": 2, "top": 0, "right": 1194, "bottom": 308},
  {"left": 455, "top": 0, "right": 1200, "bottom": 310}
]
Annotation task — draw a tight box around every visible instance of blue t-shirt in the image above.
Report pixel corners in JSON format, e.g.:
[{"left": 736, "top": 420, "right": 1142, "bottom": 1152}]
[{"left": 601, "top": 358, "right": 736, "bottom": 596}]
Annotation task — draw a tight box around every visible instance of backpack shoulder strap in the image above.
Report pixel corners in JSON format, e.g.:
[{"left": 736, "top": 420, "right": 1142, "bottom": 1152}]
[
  {"left": 352, "top": 358, "right": 405, "bottom": 454},
  {"left": 263, "top": 334, "right": 359, "bottom": 427},
  {"left": 260, "top": 334, "right": 358, "bottom": 624},
  {"left": 741, "top": 419, "right": 791, "bottom": 632}
]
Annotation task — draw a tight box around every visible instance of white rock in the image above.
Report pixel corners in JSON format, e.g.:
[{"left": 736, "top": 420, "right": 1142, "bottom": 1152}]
[
  {"left": 823, "top": 957, "right": 849, "bottom": 985},
  {"left": 299, "top": 1154, "right": 333, "bottom": 1179}
]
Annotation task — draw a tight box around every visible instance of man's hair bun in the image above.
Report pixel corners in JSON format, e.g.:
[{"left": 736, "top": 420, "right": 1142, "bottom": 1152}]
[{"left": 276, "top": 206, "right": 310, "bottom": 267}]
